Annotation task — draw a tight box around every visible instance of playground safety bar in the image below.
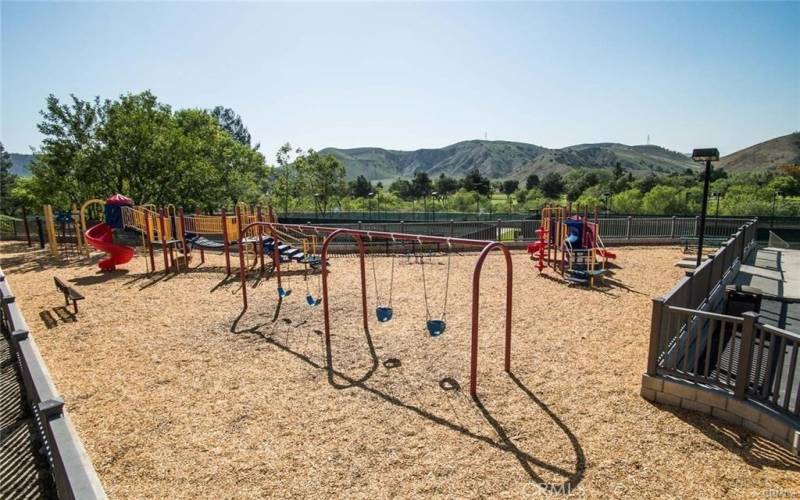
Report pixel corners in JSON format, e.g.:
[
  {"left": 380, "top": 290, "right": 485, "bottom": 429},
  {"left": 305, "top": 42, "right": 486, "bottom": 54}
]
[
  {"left": 0, "top": 268, "right": 106, "bottom": 500},
  {"left": 237, "top": 222, "right": 513, "bottom": 397}
]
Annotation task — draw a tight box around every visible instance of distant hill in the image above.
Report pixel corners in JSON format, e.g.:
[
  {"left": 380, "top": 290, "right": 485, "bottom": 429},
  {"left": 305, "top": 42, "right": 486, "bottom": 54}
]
[
  {"left": 321, "top": 140, "right": 697, "bottom": 180},
  {"left": 9, "top": 153, "right": 34, "bottom": 177},
  {"left": 718, "top": 132, "right": 800, "bottom": 173}
]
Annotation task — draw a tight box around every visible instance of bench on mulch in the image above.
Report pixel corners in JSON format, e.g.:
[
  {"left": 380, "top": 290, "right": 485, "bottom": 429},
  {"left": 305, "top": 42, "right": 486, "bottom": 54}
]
[{"left": 54, "top": 277, "right": 84, "bottom": 314}]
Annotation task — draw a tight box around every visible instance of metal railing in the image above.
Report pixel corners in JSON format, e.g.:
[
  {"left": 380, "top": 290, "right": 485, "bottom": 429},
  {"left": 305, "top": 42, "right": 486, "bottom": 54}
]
[
  {"left": 0, "top": 268, "right": 106, "bottom": 499},
  {"left": 768, "top": 231, "right": 791, "bottom": 249},
  {"left": 744, "top": 322, "right": 799, "bottom": 416},
  {"left": 646, "top": 220, "right": 800, "bottom": 419},
  {"left": 0, "top": 214, "right": 764, "bottom": 247},
  {"left": 298, "top": 216, "right": 753, "bottom": 245}
]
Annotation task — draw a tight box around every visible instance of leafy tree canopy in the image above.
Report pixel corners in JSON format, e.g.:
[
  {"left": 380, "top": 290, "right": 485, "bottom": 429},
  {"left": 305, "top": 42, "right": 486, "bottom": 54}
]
[
  {"left": 29, "top": 91, "right": 267, "bottom": 211},
  {"left": 540, "top": 172, "right": 565, "bottom": 198},
  {"left": 461, "top": 169, "right": 491, "bottom": 196}
]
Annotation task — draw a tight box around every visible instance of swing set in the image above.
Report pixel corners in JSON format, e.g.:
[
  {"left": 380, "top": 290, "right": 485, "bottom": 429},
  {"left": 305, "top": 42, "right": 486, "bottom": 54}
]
[{"left": 237, "top": 222, "right": 513, "bottom": 397}]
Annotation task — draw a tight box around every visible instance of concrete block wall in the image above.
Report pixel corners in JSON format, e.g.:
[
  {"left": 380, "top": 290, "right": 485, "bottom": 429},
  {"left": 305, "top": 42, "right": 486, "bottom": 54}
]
[{"left": 641, "top": 374, "right": 800, "bottom": 455}]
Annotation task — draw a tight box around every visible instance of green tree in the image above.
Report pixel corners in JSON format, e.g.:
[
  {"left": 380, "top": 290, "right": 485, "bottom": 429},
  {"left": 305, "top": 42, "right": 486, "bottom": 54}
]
[
  {"left": 525, "top": 173, "right": 540, "bottom": 190},
  {"left": 768, "top": 175, "right": 800, "bottom": 197},
  {"left": 211, "top": 106, "right": 258, "bottom": 150},
  {"left": 273, "top": 143, "right": 303, "bottom": 213},
  {"left": 450, "top": 188, "right": 489, "bottom": 212},
  {"left": 32, "top": 94, "right": 107, "bottom": 204},
  {"left": 501, "top": 179, "right": 519, "bottom": 209},
  {"left": 297, "top": 150, "right": 346, "bottom": 213},
  {"left": 436, "top": 174, "right": 459, "bottom": 197},
  {"left": 642, "top": 185, "right": 681, "bottom": 214},
  {"left": 635, "top": 173, "right": 660, "bottom": 194},
  {"left": 540, "top": 172, "right": 565, "bottom": 198},
  {"left": 461, "top": 169, "right": 491, "bottom": 196},
  {"left": 9, "top": 177, "right": 43, "bottom": 214},
  {"left": 612, "top": 162, "right": 624, "bottom": 179},
  {"left": 389, "top": 179, "right": 413, "bottom": 201},
  {"left": 611, "top": 189, "right": 643, "bottom": 214},
  {"left": 32, "top": 91, "right": 266, "bottom": 211},
  {"left": 411, "top": 172, "right": 433, "bottom": 199},
  {"left": 0, "top": 142, "right": 17, "bottom": 214},
  {"left": 349, "top": 174, "right": 373, "bottom": 198}
]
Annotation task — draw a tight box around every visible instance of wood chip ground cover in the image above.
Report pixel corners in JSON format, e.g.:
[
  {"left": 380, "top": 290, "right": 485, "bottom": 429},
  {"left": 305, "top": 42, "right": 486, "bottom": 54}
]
[{"left": 1, "top": 241, "right": 797, "bottom": 498}]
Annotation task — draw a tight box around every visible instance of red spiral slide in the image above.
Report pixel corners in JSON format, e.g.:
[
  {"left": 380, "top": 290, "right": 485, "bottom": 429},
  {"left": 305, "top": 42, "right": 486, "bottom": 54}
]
[{"left": 84, "top": 223, "right": 135, "bottom": 271}]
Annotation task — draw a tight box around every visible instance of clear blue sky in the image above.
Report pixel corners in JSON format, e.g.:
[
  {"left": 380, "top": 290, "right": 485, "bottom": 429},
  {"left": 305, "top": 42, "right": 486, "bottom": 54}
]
[{"left": 2, "top": 2, "right": 799, "bottom": 157}]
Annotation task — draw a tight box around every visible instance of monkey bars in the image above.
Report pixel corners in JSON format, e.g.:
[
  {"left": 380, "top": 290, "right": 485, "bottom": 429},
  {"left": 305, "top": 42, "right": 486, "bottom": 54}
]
[{"left": 237, "top": 222, "right": 513, "bottom": 397}]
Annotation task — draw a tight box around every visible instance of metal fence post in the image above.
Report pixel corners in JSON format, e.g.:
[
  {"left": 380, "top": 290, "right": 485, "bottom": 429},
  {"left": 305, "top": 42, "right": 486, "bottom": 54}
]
[
  {"left": 36, "top": 216, "right": 45, "bottom": 249},
  {"left": 358, "top": 220, "right": 362, "bottom": 230},
  {"left": 734, "top": 312, "right": 757, "bottom": 400},
  {"left": 626, "top": 216, "right": 632, "bottom": 240},
  {"left": 400, "top": 221, "right": 405, "bottom": 234},
  {"left": 647, "top": 298, "right": 665, "bottom": 375},
  {"left": 670, "top": 216, "right": 676, "bottom": 239},
  {"left": 450, "top": 219, "right": 454, "bottom": 237},
  {"left": 496, "top": 219, "right": 501, "bottom": 241}
]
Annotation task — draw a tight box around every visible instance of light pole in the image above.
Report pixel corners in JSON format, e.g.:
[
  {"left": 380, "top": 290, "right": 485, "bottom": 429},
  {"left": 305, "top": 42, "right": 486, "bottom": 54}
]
[
  {"left": 712, "top": 192, "right": 722, "bottom": 216},
  {"left": 431, "top": 191, "right": 438, "bottom": 220},
  {"left": 771, "top": 190, "right": 781, "bottom": 229},
  {"left": 367, "top": 192, "right": 375, "bottom": 220},
  {"left": 692, "top": 148, "right": 720, "bottom": 268},
  {"left": 314, "top": 193, "right": 322, "bottom": 216}
]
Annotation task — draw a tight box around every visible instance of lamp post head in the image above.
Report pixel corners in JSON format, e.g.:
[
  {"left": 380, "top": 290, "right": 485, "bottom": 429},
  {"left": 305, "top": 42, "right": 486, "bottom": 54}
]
[{"left": 691, "top": 148, "right": 720, "bottom": 162}]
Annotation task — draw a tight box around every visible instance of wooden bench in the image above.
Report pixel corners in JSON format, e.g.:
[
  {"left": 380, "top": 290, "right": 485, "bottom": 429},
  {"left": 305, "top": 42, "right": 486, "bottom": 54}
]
[{"left": 54, "top": 277, "right": 85, "bottom": 314}]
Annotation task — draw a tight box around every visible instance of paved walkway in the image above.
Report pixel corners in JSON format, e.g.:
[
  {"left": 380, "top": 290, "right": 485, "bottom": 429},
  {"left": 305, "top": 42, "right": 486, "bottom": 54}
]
[
  {"left": 734, "top": 247, "right": 800, "bottom": 332},
  {"left": 0, "top": 333, "right": 54, "bottom": 499}
]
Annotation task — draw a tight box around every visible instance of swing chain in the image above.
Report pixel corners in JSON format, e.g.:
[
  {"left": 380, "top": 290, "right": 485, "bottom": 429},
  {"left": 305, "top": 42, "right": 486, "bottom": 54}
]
[
  {"left": 370, "top": 237, "right": 394, "bottom": 307},
  {"left": 420, "top": 240, "right": 451, "bottom": 321}
]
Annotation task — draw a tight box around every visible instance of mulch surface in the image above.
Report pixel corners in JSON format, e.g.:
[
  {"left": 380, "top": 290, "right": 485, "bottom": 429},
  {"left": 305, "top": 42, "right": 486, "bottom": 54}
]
[{"left": 1, "top": 241, "right": 797, "bottom": 498}]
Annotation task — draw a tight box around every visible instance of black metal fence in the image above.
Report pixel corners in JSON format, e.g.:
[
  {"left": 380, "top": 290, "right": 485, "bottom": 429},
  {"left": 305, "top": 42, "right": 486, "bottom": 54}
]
[
  {"left": 291, "top": 216, "right": 754, "bottom": 246},
  {"left": 0, "top": 268, "right": 106, "bottom": 499}
]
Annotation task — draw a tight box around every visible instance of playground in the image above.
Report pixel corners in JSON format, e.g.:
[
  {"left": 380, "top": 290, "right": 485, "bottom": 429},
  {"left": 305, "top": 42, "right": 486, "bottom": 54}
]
[{"left": 2, "top": 233, "right": 798, "bottom": 498}]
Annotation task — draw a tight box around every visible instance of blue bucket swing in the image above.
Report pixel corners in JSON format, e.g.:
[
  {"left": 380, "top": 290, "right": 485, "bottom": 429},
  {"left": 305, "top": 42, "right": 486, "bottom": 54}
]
[
  {"left": 304, "top": 266, "right": 322, "bottom": 307},
  {"left": 277, "top": 260, "right": 292, "bottom": 298},
  {"left": 370, "top": 233, "right": 396, "bottom": 323},
  {"left": 421, "top": 239, "right": 451, "bottom": 338},
  {"left": 299, "top": 235, "right": 323, "bottom": 307}
]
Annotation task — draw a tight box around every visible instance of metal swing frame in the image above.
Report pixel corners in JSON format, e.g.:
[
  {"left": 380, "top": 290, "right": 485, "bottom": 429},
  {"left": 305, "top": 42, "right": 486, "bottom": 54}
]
[{"left": 237, "top": 222, "right": 513, "bottom": 397}]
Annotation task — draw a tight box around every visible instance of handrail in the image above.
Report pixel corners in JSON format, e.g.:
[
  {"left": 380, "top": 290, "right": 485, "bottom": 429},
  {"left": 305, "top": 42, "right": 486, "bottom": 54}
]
[
  {"left": 759, "top": 322, "right": 800, "bottom": 342},
  {"left": 666, "top": 305, "right": 744, "bottom": 323},
  {"left": 0, "top": 269, "right": 106, "bottom": 499},
  {"left": 768, "top": 231, "right": 790, "bottom": 249}
]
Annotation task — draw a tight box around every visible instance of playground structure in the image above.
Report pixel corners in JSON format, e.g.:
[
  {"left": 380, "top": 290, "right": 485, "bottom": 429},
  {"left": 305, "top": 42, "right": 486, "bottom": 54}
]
[
  {"left": 237, "top": 221, "right": 513, "bottom": 397},
  {"left": 41, "top": 195, "right": 317, "bottom": 275},
  {"left": 527, "top": 205, "right": 617, "bottom": 286},
  {"left": 36, "top": 195, "right": 516, "bottom": 398}
]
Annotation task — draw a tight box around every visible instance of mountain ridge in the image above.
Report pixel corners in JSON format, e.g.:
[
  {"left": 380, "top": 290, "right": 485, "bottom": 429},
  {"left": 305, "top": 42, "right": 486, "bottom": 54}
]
[
  {"left": 322, "top": 133, "right": 800, "bottom": 180},
  {"left": 321, "top": 140, "right": 697, "bottom": 180},
  {"left": 9, "top": 133, "right": 798, "bottom": 181}
]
